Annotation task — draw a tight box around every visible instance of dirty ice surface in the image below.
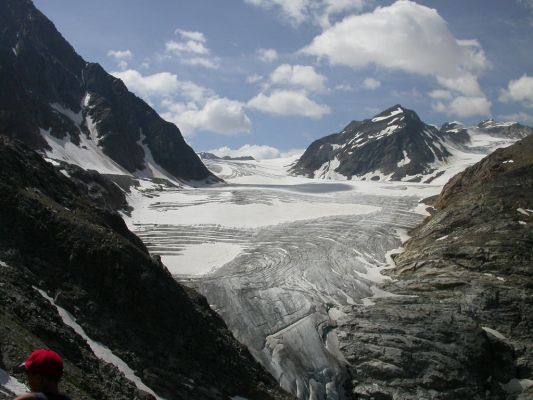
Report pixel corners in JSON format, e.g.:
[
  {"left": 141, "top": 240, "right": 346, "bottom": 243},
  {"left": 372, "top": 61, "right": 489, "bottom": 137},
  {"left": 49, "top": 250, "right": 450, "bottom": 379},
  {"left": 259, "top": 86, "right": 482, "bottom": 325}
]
[{"left": 123, "top": 155, "right": 441, "bottom": 399}]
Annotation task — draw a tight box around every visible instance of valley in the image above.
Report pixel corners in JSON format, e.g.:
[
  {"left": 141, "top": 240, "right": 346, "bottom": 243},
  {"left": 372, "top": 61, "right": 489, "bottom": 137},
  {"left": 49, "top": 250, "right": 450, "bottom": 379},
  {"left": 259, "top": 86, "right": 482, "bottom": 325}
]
[{"left": 124, "top": 159, "right": 440, "bottom": 399}]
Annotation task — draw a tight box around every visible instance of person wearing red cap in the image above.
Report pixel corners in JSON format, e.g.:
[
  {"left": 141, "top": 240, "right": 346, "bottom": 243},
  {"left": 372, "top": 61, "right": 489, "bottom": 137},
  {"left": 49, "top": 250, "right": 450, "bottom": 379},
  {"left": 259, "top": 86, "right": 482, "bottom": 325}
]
[{"left": 14, "top": 349, "right": 71, "bottom": 400}]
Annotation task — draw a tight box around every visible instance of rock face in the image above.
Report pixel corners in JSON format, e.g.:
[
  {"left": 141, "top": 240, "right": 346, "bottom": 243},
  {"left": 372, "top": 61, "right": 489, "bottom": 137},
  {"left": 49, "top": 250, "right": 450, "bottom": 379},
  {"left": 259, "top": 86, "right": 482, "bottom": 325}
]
[
  {"left": 291, "top": 105, "right": 533, "bottom": 182},
  {"left": 0, "top": 137, "right": 292, "bottom": 400},
  {"left": 0, "top": 0, "right": 217, "bottom": 182},
  {"left": 336, "top": 134, "right": 533, "bottom": 399},
  {"left": 291, "top": 105, "right": 449, "bottom": 181}
]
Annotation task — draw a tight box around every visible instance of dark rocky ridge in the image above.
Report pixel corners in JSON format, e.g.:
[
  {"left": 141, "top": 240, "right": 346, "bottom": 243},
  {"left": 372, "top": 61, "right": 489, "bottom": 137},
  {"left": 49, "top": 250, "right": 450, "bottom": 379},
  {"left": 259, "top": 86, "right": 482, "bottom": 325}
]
[
  {"left": 0, "top": 0, "right": 217, "bottom": 182},
  {"left": 336, "top": 135, "right": 533, "bottom": 399},
  {"left": 291, "top": 105, "right": 449, "bottom": 181},
  {"left": 0, "top": 136, "right": 292, "bottom": 400},
  {"left": 291, "top": 105, "right": 533, "bottom": 182}
]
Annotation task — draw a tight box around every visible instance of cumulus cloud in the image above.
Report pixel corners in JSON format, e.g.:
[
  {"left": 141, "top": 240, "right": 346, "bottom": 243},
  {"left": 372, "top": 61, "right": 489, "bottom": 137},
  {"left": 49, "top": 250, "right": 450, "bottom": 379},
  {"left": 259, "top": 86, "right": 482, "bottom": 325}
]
[
  {"left": 244, "top": 0, "right": 368, "bottom": 27},
  {"left": 162, "top": 98, "right": 252, "bottom": 136},
  {"left": 432, "top": 96, "right": 492, "bottom": 118},
  {"left": 165, "top": 29, "right": 219, "bottom": 69},
  {"left": 303, "top": 2, "right": 489, "bottom": 89},
  {"left": 107, "top": 49, "right": 133, "bottom": 70},
  {"left": 247, "top": 90, "right": 330, "bottom": 118},
  {"left": 303, "top": 0, "right": 492, "bottom": 117},
  {"left": 428, "top": 89, "right": 453, "bottom": 101},
  {"left": 270, "top": 64, "right": 327, "bottom": 92},
  {"left": 499, "top": 75, "right": 533, "bottom": 108},
  {"left": 257, "top": 48, "right": 279, "bottom": 62},
  {"left": 334, "top": 83, "right": 355, "bottom": 92},
  {"left": 112, "top": 69, "right": 179, "bottom": 99},
  {"left": 362, "top": 77, "right": 380, "bottom": 90},
  {"left": 209, "top": 144, "right": 303, "bottom": 160},
  {"left": 247, "top": 74, "right": 264, "bottom": 84},
  {"left": 112, "top": 69, "right": 250, "bottom": 136},
  {"left": 498, "top": 111, "right": 533, "bottom": 125},
  {"left": 174, "top": 29, "right": 206, "bottom": 43}
]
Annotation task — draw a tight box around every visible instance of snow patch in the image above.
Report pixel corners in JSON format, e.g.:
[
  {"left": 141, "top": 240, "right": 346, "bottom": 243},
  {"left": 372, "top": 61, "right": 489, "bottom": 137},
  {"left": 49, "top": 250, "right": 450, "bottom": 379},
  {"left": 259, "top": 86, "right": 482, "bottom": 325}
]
[
  {"left": 41, "top": 128, "right": 127, "bottom": 175},
  {"left": 517, "top": 208, "right": 530, "bottom": 216},
  {"left": 161, "top": 243, "right": 244, "bottom": 276},
  {"left": 34, "top": 287, "right": 166, "bottom": 400},
  {"left": 397, "top": 150, "right": 411, "bottom": 167},
  {"left": 0, "top": 368, "right": 28, "bottom": 395},
  {"left": 482, "top": 326, "right": 507, "bottom": 341},
  {"left": 371, "top": 107, "right": 403, "bottom": 122},
  {"left": 135, "top": 130, "right": 179, "bottom": 183}
]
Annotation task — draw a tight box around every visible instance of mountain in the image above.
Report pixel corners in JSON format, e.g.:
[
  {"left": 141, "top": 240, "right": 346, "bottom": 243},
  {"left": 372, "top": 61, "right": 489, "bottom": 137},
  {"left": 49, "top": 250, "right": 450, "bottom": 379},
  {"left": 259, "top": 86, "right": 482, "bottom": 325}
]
[
  {"left": 198, "top": 152, "right": 256, "bottom": 161},
  {"left": 0, "top": 0, "right": 217, "bottom": 183},
  {"left": 0, "top": 137, "right": 292, "bottom": 400},
  {"left": 290, "top": 105, "right": 533, "bottom": 183},
  {"left": 336, "top": 134, "right": 533, "bottom": 399}
]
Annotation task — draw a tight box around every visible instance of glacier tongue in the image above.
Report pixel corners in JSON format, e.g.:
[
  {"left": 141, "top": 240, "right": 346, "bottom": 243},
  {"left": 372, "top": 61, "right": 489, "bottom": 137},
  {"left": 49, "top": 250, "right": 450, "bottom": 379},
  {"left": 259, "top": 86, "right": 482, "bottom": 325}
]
[{"left": 127, "top": 159, "right": 438, "bottom": 399}]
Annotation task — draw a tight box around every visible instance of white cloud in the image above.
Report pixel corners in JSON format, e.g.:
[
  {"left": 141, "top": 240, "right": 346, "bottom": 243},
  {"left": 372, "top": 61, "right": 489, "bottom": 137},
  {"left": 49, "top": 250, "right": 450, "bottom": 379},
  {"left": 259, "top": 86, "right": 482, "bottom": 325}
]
[
  {"left": 244, "top": 0, "right": 368, "bottom": 27},
  {"left": 112, "top": 69, "right": 250, "bottom": 136},
  {"left": 209, "top": 144, "right": 302, "bottom": 160},
  {"left": 247, "top": 90, "right": 330, "bottom": 118},
  {"left": 165, "top": 39, "right": 209, "bottom": 56},
  {"left": 112, "top": 69, "right": 179, "bottom": 99},
  {"left": 428, "top": 89, "right": 453, "bottom": 101},
  {"left": 107, "top": 49, "right": 133, "bottom": 70},
  {"left": 165, "top": 29, "right": 219, "bottom": 69},
  {"left": 303, "top": 1, "right": 489, "bottom": 98},
  {"left": 247, "top": 74, "right": 264, "bottom": 84},
  {"left": 433, "top": 96, "right": 492, "bottom": 118},
  {"left": 334, "top": 83, "right": 355, "bottom": 92},
  {"left": 162, "top": 98, "right": 252, "bottom": 136},
  {"left": 174, "top": 29, "right": 206, "bottom": 43},
  {"left": 257, "top": 48, "right": 279, "bottom": 62},
  {"left": 270, "top": 64, "right": 327, "bottom": 92},
  {"left": 182, "top": 57, "right": 219, "bottom": 69},
  {"left": 499, "top": 74, "right": 533, "bottom": 108},
  {"left": 498, "top": 111, "right": 533, "bottom": 125},
  {"left": 362, "top": 77, "right": 380, "bottom": 90}
]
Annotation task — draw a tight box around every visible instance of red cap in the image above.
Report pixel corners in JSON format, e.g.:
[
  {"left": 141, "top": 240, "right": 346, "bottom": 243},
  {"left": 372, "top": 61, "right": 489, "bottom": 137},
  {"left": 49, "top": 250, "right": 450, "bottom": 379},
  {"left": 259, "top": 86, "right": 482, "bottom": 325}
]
[{"left": 18, "top": 350, "right": 63, "bottom": 378}]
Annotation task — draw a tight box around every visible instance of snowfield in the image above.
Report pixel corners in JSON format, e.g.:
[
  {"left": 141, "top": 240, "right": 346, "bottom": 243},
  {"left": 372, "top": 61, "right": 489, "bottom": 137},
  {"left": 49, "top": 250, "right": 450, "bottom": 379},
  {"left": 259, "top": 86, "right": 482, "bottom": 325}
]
[{"left": 124, "top": 156, "right": 441, "bottom": 399}]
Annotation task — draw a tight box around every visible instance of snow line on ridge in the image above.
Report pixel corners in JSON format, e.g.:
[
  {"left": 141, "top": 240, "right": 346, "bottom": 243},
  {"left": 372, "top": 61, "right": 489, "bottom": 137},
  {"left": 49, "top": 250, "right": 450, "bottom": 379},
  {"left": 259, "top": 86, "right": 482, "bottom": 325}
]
[{"left": 34, "top": 287, "right": 166, "bottom": 400}]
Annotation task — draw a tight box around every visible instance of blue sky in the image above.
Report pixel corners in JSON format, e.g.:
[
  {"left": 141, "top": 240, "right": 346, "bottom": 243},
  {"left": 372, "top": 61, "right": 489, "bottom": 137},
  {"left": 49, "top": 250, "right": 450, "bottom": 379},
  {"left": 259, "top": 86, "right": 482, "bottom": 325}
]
[{"left": 34, "top": 0, "right": 533, "bottom": 159}]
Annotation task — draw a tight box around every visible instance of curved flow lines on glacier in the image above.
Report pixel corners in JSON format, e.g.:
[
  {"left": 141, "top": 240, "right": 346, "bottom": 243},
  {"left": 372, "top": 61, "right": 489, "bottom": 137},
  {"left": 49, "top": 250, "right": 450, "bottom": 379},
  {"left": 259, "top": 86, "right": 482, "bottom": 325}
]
[{"left": 131, "top": 185, "right": 424, "bottom": 399}]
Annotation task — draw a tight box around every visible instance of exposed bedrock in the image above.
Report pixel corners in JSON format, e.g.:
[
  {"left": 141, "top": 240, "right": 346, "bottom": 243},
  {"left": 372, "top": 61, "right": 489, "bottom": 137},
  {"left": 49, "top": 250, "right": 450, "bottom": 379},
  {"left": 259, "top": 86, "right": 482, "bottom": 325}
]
[{"left": 335, "top": 135, "right": 533, "bottom": 399}]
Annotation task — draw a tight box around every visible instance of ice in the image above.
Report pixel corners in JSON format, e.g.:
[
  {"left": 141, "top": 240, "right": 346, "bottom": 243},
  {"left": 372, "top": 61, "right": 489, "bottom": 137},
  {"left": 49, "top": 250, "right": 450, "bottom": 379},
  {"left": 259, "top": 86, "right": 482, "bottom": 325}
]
[
  {"left": 0, "top": 368, "right": 28, "bottom": 395},
  {"left": 397, "top": 150, "right": 411, "bottom": 167},
  {"left": 482, "top": 326, "right": 507, "bottom": 341},
  {"left": 135, "top": 130, "right": 179, "bottom": 183},
  {"left": 34, "top": 287, "right": 166, "bottom": 400},
  {"left": 126, "top": 157, "right": 444, "bottom": 400},
  {"left": 161, "top": 243, "right": 244, "bottom": 276}
]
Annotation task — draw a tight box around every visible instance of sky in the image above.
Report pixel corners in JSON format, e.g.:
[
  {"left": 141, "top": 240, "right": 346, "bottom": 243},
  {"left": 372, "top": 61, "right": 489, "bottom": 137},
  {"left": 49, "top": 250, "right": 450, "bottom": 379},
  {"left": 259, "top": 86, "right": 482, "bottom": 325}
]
[{"left": 34, "top": 0, "right": 533, "bottom": 159}]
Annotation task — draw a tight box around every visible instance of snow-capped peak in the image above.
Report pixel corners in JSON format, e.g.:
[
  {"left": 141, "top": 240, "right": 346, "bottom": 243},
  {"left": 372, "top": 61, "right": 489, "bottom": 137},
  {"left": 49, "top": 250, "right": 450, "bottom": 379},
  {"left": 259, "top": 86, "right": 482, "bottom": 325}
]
[{"left": 478, "top": 119, "right": 518, "bottom": 129}]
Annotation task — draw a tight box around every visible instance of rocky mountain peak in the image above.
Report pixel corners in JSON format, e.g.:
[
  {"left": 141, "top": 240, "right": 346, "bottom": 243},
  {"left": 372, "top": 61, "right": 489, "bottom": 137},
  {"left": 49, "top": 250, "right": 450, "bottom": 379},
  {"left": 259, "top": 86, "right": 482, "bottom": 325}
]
[{"left": 0, "top": 0, "right": 218, "bottom": 183}]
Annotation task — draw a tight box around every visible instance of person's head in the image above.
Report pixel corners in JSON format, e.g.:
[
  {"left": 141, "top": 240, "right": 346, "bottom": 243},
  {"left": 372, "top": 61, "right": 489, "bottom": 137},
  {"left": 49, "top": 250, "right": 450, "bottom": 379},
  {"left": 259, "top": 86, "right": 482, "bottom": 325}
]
[{"left": 17, "top": 349, "right": 63, "bottom": 392}]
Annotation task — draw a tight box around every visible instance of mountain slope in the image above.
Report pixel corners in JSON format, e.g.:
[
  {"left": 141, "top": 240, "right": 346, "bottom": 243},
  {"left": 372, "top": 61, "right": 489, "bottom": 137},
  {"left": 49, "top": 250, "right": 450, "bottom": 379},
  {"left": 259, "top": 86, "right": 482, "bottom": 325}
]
[
  {"left": 0, "top": 136, "right": 291, "bottom": 400},
  {"left": 336, "top": 135, "right": 533, "bottom": 399},
  {"left": 291, "top": 105, "right": 449, "bottom": 181},
  {"left": 0, "top": 0, "right": 217, "bottom": 183},
  {"left": 291, "top": 105, "right": 532, "bottom": 183}
]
